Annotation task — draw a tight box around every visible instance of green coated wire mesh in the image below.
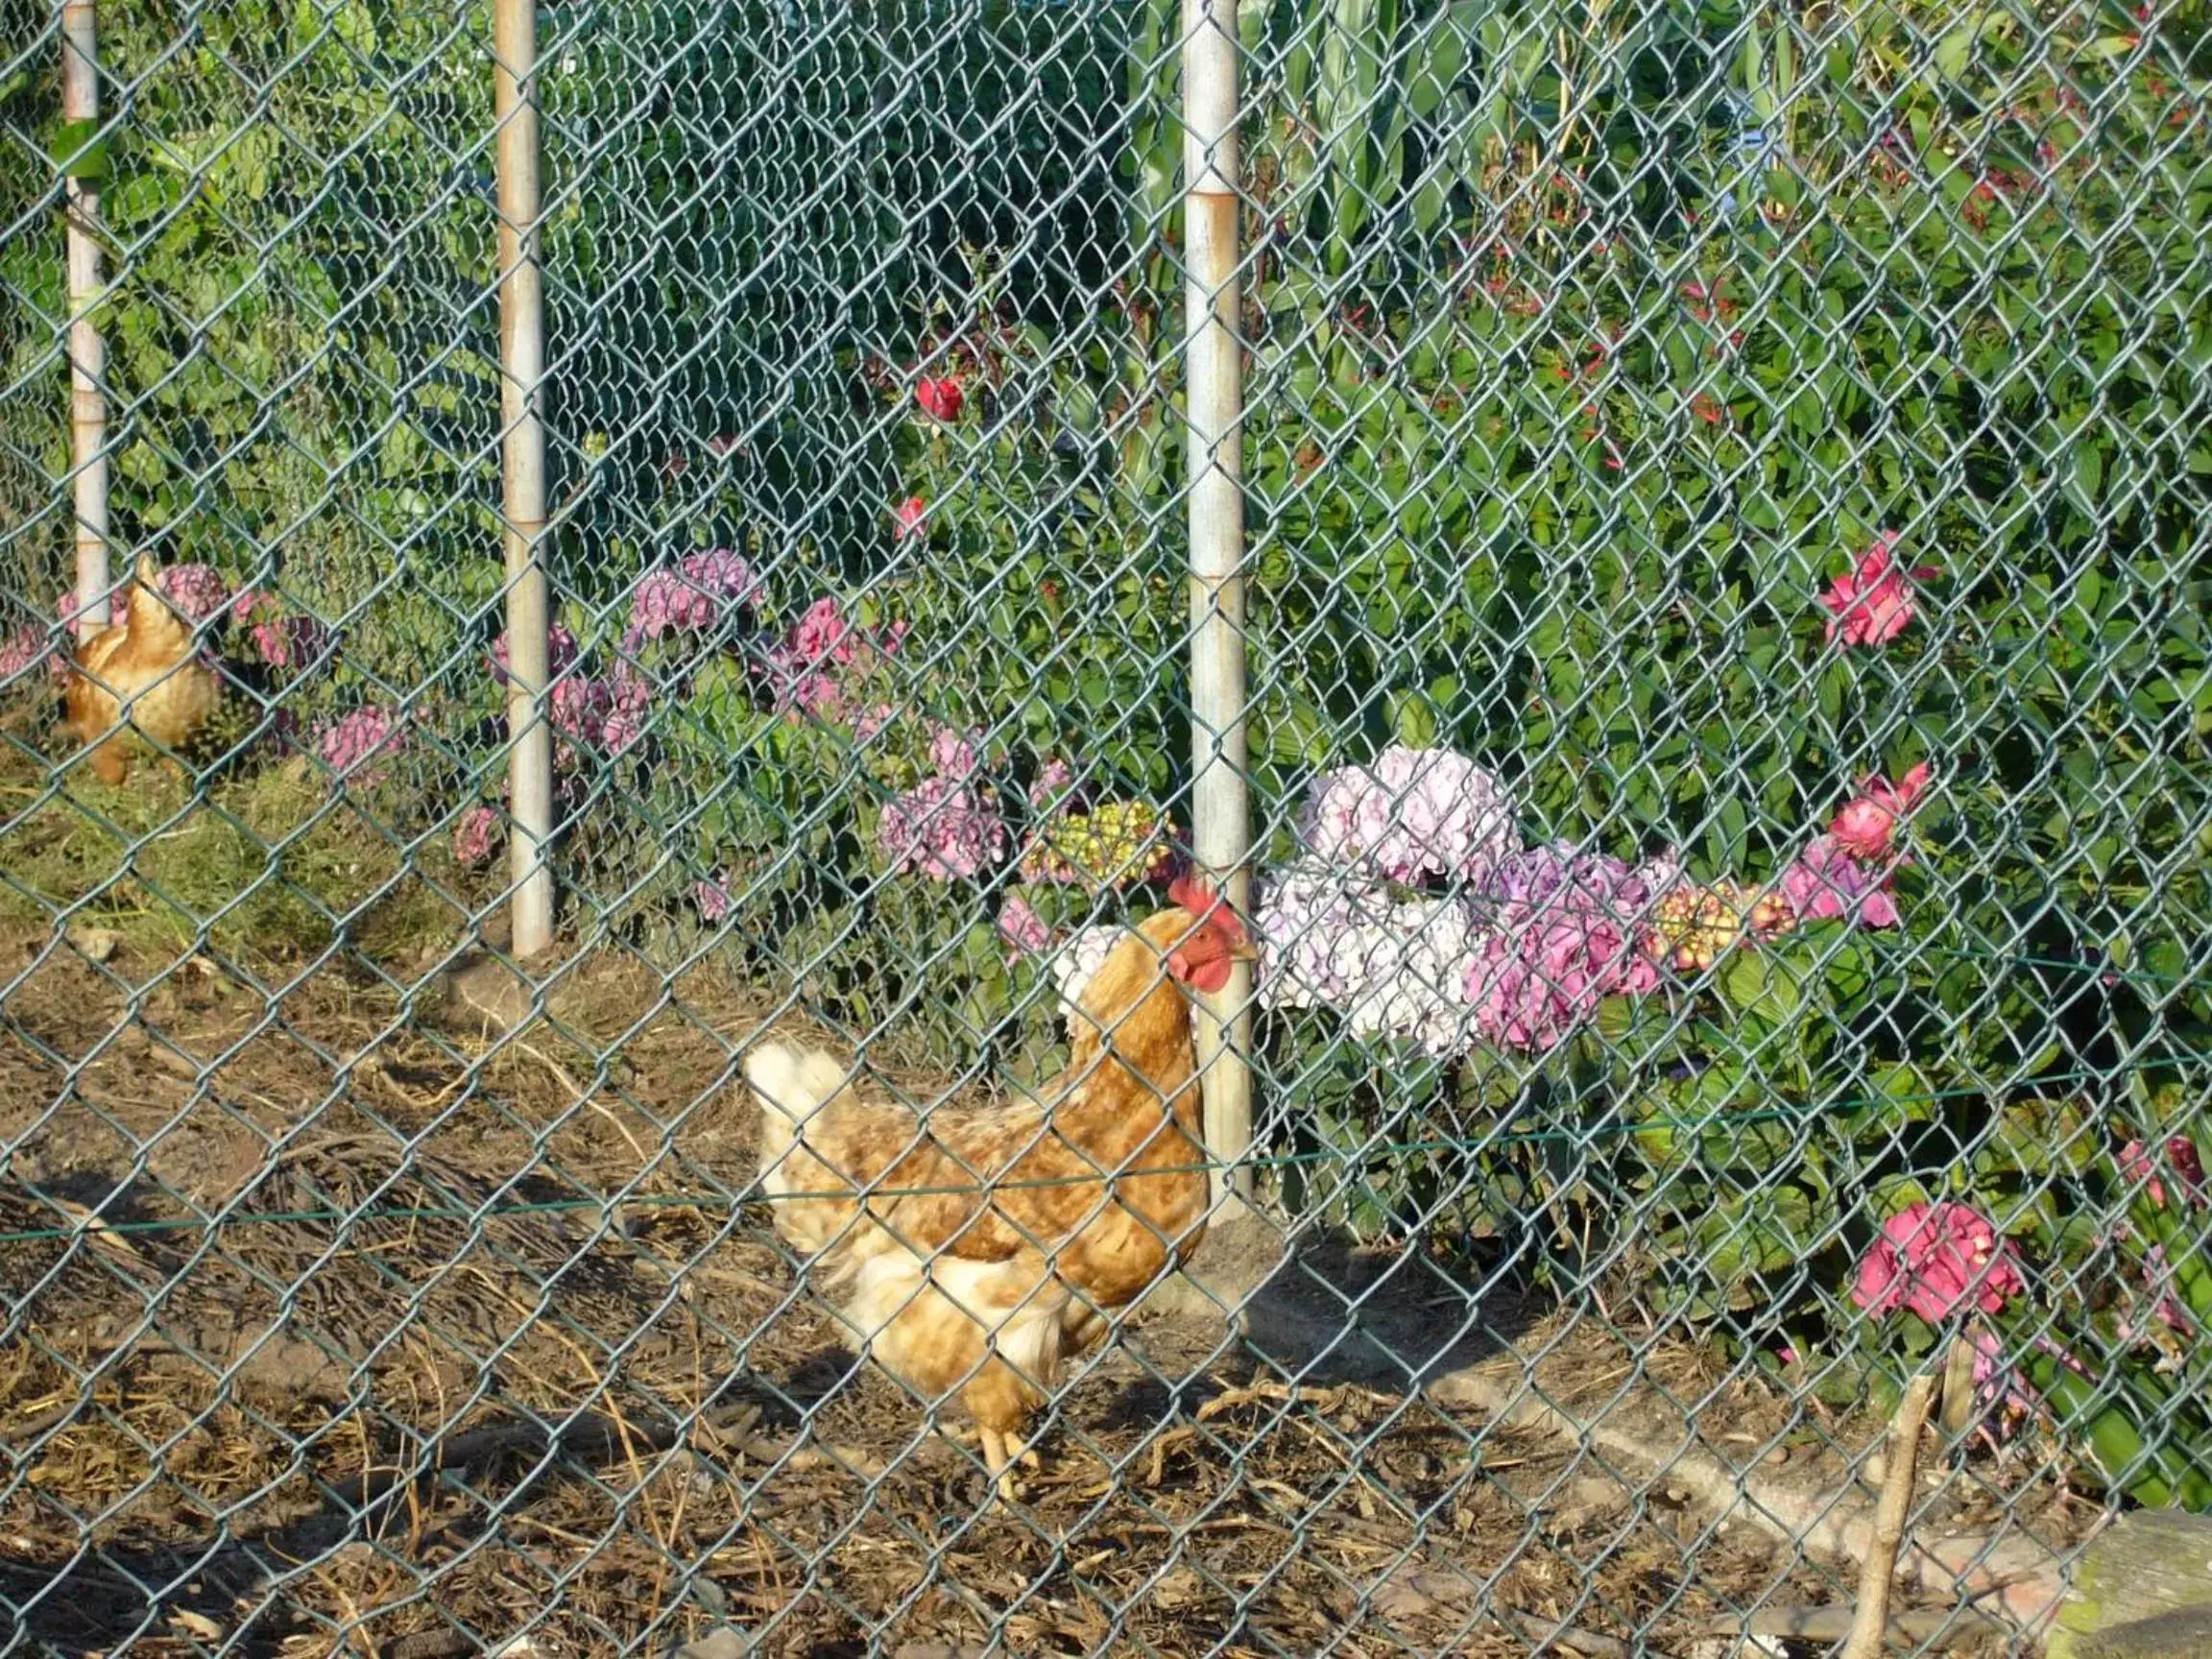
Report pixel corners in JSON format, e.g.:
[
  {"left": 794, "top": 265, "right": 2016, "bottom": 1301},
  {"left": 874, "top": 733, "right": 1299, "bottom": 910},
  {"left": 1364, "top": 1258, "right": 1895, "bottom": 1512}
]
[{"left": 2, "top": 0, "right": 2210, "bottom": 1653}]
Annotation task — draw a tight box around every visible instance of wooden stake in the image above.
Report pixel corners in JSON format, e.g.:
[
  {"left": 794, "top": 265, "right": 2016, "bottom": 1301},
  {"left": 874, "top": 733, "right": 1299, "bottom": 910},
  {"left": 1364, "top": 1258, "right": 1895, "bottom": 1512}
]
[
  {"left": 61, "top": 0, "right": 109, "bottom": 633},
  {"left": 493, "top": 0, "right": 556, "bottom": 961},
  {"left": 1183, "top": 0, "right": 1252, "bottom": 1219},
  {"left": 1843, "top": 1369, "right": 1936, "bottom": 1659}
]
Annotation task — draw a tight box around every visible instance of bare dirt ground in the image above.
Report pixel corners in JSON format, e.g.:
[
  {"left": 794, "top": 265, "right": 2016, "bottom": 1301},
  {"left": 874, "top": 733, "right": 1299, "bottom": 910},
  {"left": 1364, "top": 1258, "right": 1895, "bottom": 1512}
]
[{"left": 0, "top": 931, "right": 2084, "bottom": 1658}]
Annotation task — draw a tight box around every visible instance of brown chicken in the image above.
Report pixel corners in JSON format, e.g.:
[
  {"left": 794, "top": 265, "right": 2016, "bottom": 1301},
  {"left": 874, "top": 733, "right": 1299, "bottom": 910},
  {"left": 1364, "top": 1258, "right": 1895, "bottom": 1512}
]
[
  {"left": 61, "top": 555, "right": 221, "bottom": 785},
  {"left": 747, "top": 875, "right": 1251, "bottom": 1501}
]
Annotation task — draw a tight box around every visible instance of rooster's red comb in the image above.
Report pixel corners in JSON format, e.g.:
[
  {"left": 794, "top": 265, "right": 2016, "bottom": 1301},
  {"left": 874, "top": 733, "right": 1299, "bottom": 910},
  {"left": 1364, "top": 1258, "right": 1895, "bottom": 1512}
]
[{"left": 1167, "top": 873, "right": 1247, "bottom": 946}]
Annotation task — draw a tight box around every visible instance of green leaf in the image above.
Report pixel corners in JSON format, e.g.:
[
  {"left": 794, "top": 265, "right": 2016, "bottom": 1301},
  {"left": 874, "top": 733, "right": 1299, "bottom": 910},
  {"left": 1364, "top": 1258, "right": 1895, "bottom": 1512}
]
[{"left": 52, "top": 116, "right": 111, "bottom": 183}]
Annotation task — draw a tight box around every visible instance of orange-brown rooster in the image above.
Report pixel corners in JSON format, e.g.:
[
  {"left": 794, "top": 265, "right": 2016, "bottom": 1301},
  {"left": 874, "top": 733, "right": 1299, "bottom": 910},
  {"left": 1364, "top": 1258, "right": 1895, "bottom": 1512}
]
[
  {"left": 747, "top": 875, "right": 1250, "bottom": 1501},
  {"left": 61, "top": 555, "right": 220, "bottom": 785}
]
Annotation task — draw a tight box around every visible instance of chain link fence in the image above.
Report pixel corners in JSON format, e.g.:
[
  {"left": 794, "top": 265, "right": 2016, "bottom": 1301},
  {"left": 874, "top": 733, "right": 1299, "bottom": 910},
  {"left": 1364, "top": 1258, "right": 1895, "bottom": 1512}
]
[{"left": 4, "top": 0, "right": 2211, "bottom": 1652}]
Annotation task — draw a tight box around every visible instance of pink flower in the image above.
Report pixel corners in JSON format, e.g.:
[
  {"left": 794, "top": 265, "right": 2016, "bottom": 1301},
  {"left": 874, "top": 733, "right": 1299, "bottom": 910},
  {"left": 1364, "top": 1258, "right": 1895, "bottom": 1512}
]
[
  {"left": 853, "top": 703, "right": 897, "bottom": 746},
  {"left": 549, "top": 673, "right": 610, "bottom": 752},
  {"left": 316, "top": 705, "right": 405, "bottom": 782},
  {"left": 452, "top": 805, "right": 501, "bottom": 869},
  {"left": 2120, "top": 1137, "right": 2206, "bottom": 1212},
  {"left": 156, "top": 564, "right": 232, "bottom": 624},
  {"left": 1819, "top": 533, "right": 1938, "bottom": 648},
  {"left": 1028, "top": 757, "right": 1087, "bottom": 814},
  {"left": 916, "top": 377, "right": 964, "bottom": 422},
  {"left": 490, "top": 622, "right": 581, "bottom": 685},
  {"left": 1830, "top": 763, "right": 1933, "bottom": 861},
  {"left": 928, "top": 724, "right": 984, "bottom": 782},
  {"left": 893, "top": 496, "right": 928, "bottom": 541},
  {"left": 879, "top": 778, "right": 1007, "bottom": 881},
  {"left": 0, "top": 628, "right": 46, "bottom": 684},
  {"left": 599, "top": 665, "right": 652, "bottom": 756},
  {"left": 788, "top": 596, "right": 849, "bottom": 666},
  {"left": 1851, "top": 1201, "right": 2025, "bottom": 1324},
  {"left": 680, "top": 547, "right": 759, "bottom": 604},
  {"left": 230, "top": 591, "right": 332, "bottom": 674},
  {"left": 1777, "top": 834, "right": 1900, "bottom": 928},
  {"left": 1459, "top": 847, "right": 1678, "bottom": 1052},
  {"left": 693, "top": 875, "right": 734, "bottom": 924},
  {"left": 624, "top": 568, "right": 718, "bottom": 646},
  {"left": 996, "top": 892, "right": 1054, "bottom": 958}
]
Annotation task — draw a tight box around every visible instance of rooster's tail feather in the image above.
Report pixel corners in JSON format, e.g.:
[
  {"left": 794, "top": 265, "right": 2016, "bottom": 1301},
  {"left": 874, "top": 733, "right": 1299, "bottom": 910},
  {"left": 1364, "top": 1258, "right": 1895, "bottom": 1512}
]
[{"left": 746, "top": 1041, "right": 855, "bottom": 1188}]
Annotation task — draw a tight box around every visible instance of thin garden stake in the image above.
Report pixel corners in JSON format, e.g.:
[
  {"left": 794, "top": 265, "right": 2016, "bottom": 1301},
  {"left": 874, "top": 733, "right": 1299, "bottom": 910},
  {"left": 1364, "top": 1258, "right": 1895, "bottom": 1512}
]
[
  {"left": 61, "top": 0, "right": 108, "bottom": 633},
  {"left": 493, "top": 0, "right": 556, "bottom": 960},
  {"left": 1182, "top": 0, "right": 1252, "bottom": 1214}
]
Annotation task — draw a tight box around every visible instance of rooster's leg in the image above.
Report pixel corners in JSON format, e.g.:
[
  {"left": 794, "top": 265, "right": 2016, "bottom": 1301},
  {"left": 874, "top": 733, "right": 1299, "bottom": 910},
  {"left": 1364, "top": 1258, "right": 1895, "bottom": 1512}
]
[{"left": 978, "top": 1427, "right": 1023, "bottom": 1503}]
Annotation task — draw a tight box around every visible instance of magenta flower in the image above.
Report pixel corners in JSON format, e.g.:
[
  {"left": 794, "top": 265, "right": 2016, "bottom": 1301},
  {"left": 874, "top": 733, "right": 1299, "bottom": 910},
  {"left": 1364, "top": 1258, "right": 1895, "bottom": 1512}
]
[
  {"left": 229, "top": 590, "right": 331, "bottom": 673},
  {"left": 316, "top": 704, "right": 404, "bottom": 781},
  {"left": 893, "top": 496, "right": 928, "bottom": 541},
  {"left": 1458, "top": 844, "right": 1674, "bottom": 1053},
  {"left": 1819, "top": 533, "right": 1938, "bottom": 649},
  {"left": 996, "top": 892, "right": 1054, "bottom": 958},
  {"left": 490, "top": 622, "right": 581, "bottom": 686},
  {"left": 693, "top": 875, "right": 734, "bottom": 924},
  {"left": 452, "top": 805, "right": 501, "bottom": 869},
  {"left": 1777, "top": 833, "right": 1900, "bottom": 928},
  {"left": 1830, "top": 762, "right": 1933, "bottom": 862},
  {"left": 1851, "top": 1201, "right": 2025, "bottom": 1324},
  {"left": 878, "top": 778, "right": 1008, "bottom": 880},
  {"left": 2120, "top": 1136, "right": 2206, "bottom": 1213}
]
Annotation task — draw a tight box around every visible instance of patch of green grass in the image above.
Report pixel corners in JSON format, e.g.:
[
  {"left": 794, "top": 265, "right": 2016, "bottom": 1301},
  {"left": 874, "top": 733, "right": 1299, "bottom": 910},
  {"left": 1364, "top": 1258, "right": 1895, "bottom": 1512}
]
[{"left": 0, "top": 740, "right": 473, "bottom": 971}]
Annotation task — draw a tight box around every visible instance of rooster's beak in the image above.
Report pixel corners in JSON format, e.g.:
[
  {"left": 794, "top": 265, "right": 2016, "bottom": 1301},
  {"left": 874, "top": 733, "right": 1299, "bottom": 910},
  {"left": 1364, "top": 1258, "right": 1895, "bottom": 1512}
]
[{"left": 1227, "top": 941, "right": 1259, "bottom": 963}]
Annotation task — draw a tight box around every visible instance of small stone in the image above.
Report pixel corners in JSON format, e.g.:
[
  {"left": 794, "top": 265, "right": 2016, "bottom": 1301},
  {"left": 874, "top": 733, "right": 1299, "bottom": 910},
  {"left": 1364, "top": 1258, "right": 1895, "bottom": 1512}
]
[{"left": 67, "top": 926, "right": 118, "bottom": 963}]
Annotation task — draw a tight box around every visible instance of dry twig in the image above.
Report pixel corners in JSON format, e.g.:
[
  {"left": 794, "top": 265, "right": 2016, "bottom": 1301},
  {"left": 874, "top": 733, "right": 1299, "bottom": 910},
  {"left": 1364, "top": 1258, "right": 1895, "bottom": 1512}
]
[{"left": 1843, "top": 1370, "right": 1937, "bottom": 1659}]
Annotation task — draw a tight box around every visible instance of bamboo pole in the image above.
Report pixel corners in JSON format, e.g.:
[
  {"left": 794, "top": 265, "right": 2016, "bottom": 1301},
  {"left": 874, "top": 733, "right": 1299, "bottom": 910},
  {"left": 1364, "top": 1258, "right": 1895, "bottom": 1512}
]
[
  {"left": 493, "top": 0, "right": 556, "bottom": 960},
  {"left": 1182, "top": 0, "right": 1252, "bottom": 1216},
  {"left": 61, "top": 0, "right": 109, "bottom": 634}
]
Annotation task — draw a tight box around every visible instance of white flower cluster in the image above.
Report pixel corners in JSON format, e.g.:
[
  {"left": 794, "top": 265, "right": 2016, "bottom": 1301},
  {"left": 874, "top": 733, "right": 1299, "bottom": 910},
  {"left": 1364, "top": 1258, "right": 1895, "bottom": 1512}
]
[
  {"left": 1257, "top": 860, "right": 1479, "bottom": 1055},
  {"left": 1047, "top": 924, "right": 1124, "bottom": 1024}
]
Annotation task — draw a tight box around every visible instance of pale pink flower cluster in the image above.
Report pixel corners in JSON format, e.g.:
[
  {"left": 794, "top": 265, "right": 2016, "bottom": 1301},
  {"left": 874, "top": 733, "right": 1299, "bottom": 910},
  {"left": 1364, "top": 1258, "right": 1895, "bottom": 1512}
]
[
  {"left": 1257, "top": 863, "right": 1481, "bottom": 1055},
  {"left": 878, "top": 776, "right": 1007, "bottom": 880},
  {"left": 1298, "top": 744, "right": 1518, "bottom": 884},
  {"left": 0, "top": 628, "right": 45, "bottom": 683},
  {"left": 996, "top": 892, "right": 1054, "bottom": 959}
]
